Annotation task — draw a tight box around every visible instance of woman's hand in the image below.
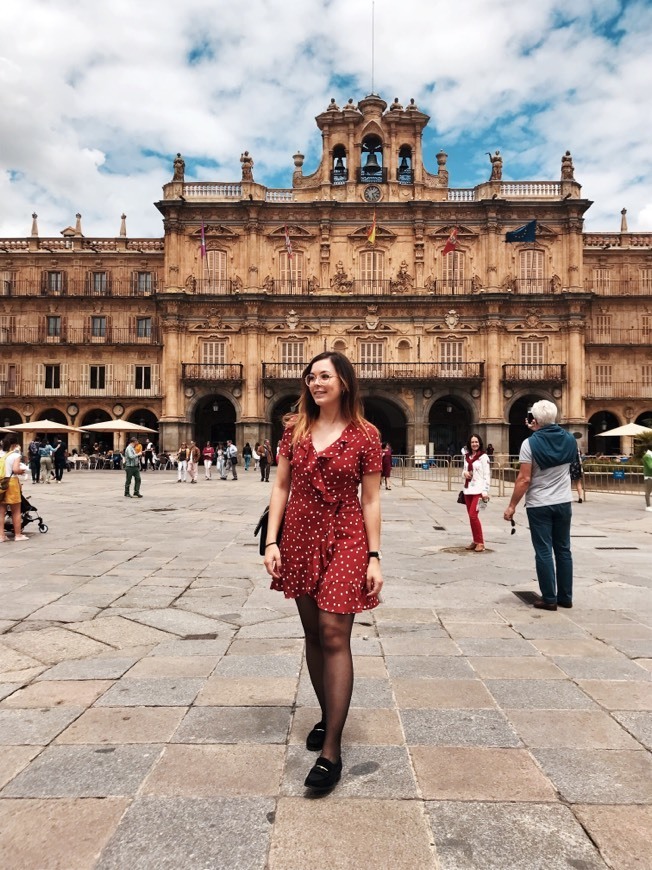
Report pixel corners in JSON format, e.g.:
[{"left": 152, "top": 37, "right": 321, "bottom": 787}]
[
  {"left": 365, "top": 562, "right": 383, "bottom": 598},
  {"left": 263, "top": 544, "right": 282, "bottom": 579},
  {"left": 463, "top": 470, "right": 471, "bottom": 480},
  {"left": 481, "top": 492, "right": 489, "bottom": 501}
]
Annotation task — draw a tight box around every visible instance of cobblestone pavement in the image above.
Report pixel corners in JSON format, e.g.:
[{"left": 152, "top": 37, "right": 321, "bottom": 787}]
[{"left": 0, "top": 468, "right": 651, "bottom": 869}]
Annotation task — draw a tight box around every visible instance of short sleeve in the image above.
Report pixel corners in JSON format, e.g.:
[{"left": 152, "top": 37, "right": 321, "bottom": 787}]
[
  {"left": 519, "top": 438, "right": 532, "bottom": 464},
  {"left": 278, "top": 426, "right": 294, "bottom": 461},
  {"left": 361, "top": 430, "right": 382, "bottom": 474}
]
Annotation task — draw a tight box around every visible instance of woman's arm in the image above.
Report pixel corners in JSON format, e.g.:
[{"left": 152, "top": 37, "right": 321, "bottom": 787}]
[
  {"left": 482, "top": 454, "right": 491, "bottom": 495},
  {"left": 263, "top": 455, "right": 291, "bottom": 579},
  {"left": 361, "top": 471, "right": 383, "bottom": 597}
]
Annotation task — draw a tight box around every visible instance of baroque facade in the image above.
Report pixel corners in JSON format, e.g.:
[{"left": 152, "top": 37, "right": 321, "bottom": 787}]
[{"left": 1, "top": 94, "right": 651, "bottom": 456}]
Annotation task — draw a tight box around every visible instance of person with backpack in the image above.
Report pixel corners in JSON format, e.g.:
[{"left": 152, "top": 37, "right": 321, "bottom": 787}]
[
  {"left": 28, "top": 438, "right": 41, "bottom": 483},
  {"left": 39, "top": 439, "right": 55, "bottom": 484},
  {"left": 1, "top": 435, "right": 28, "bottom": 542}
]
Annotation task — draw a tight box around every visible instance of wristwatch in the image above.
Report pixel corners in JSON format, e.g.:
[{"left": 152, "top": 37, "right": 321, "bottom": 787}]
[{"left": 367, "top": 551, "right": 382, "bottom": 561}]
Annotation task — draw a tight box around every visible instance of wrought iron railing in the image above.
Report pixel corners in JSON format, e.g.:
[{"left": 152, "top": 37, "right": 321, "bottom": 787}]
[
  {"left": 29, "top": 380, "right": 162, "bottom": 398},
  {"left": 262, "top": 362, "right": 485, "bottom": 381},
  {"left": 181, "top": 363, "right": 244, "bottom": 382},
  {"left": 2, "top": 326, "right": 161, "bottom": 345},
  {"left": 586, "top": 329, "right": 652, "bottom": 345},
  {"left": 0, "top": 278, "right": 158, "bottom": 297},
  {"left": 584, "top": 381, "right": 652, "bottom": 399},
  {"left": 502, "top": 364, "right": 566, "bottom": 383}
]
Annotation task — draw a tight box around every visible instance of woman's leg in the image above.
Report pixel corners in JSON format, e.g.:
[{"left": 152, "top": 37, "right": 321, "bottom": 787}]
[
  {"left": 10, "top": 502, "right": 22, "bottom": 538},
  {"left": 318, "top": 609, "right": 355, "bottom": 762},
  {"left": 295, "top": 596, "right": 326, "bottom": 719},
  {"left": 465, "top": 493, "right": 484, "bottom": 544}
]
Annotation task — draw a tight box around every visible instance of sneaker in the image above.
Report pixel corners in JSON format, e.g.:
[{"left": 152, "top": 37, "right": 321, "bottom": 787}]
[{"left": 646, "top": 507, "right": 652, "bottom": 512}]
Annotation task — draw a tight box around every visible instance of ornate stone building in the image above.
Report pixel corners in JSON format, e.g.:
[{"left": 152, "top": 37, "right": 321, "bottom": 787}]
[{"left": 1, "top": 94, "right": 651, "bottom": 455}]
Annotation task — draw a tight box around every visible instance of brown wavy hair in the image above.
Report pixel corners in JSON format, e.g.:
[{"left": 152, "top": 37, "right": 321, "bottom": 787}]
[{"left": 284, "top": 351, "right": 377, "bottom": 444}]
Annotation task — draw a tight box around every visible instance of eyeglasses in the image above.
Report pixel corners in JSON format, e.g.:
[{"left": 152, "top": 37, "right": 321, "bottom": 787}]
[
  {"left": 305, "top": 373, "right": 339, "bottom": 386},
  {"left": 510, "top": 519, "right": 516, "bottom": 535}
]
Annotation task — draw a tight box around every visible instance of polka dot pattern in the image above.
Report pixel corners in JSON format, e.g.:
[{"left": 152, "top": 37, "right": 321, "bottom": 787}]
[{"left": 270, "top": 423, "right": 382, "bottom": 614}]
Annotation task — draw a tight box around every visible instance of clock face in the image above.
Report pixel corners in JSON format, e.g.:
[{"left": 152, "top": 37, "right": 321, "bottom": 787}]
[{"left": 364, "top": 185, "right": 381, "bottom": 202}]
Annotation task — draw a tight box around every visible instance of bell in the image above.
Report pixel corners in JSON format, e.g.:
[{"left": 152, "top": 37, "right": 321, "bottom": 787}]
[
  {"left": 334, "top": 156, "right": 345, "bottom": 170},
  {"left": 399, "top": 156, "right": 409, "bottom": 171},
  {"left": 364, "top": 151, "right": 381, "bottom": 171}
]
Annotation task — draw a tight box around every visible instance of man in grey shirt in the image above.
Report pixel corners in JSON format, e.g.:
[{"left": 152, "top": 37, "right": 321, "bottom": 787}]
[
  {"left": 124, "top": 437, "right": 143, "bottom": 499},
  {"left": 504, "top": 400, "right": 577, "bottom": 610}
]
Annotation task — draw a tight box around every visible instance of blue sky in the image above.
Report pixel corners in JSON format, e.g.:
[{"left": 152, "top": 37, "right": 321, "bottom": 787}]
[{"left": 1, "top": 0, "right": 651, "bottom": 237}]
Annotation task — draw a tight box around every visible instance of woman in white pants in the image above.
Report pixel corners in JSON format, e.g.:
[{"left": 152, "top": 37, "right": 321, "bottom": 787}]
[
  {"left": 202, "top": 442, "right": 214, "bottom": 480},
  {"left": 177, "top": 443, "right": 189, "bottom": 483}
]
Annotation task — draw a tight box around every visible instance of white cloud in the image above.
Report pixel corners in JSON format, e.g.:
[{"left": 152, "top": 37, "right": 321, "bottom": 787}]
[{"left": 1, "top": 0, "right": 650, "bottom": 236}]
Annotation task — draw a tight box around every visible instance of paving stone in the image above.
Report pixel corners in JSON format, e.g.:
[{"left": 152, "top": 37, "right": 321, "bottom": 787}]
[
  {"left": 26, "top": 603, "right": 101, "bottom": 622},
  {"left": 455, "top": 638, "right": 539, "bottom": 657},
  {"left": 552, "top": 656, "right": 651, "bottom": 681},
  {"left": 0, "top": 798, "right": 129, "bottom": 870},
  {"left": 574, "top": 805, "right": 652, "bottom": 870},
  {"left": 236, "top": 619, "right": 306, "bottom": 639},
  {"left": 589, "top": 624, "right": 652, "bottom": 642},
  {"left": 392, "top": 678, "right": 496, "bottom": 709},
  {"left": 96, "top": 796, "right": 273, "bottom": 870},
  {"left": 425, "top": 801, "right": 606, "bottom": 870},
  {"left": 282, "top": 744, "right": 419, "bottom": 798},
  {"left": 0, "top": 665, "right": 47, "bottom": 683},
  {"left": 531, "top": 638, "right": 620, "bottom": 658},
  {"left": 375, "top": 607, "right": 438, "bottom": 623},
  {"left": 576, "top": 679, "right": 652, "bottom": 710},
  {"left": 126, "top": 608, "right": 231, "bottom": 636},
  {"left": 380, "top": 636, "right": 461, "bottom": 655},
  {"left": 0, "top": 708, "right": 85, "bottom": 745},
  {"left": 55, "top": 707, "right": 186, "bottom": 745},
  {"left": 385, "top": 656, "right": 475, "bottom": 679},
  {"left": 438, "top": 608, "right": 510, "bottom": 624},
  {"left": 1, "top": 628, "right": 108, "bottom": 665},
  {"left": 225, "top": 637, "right": 304, "bottom": 655},
  {"left": 290, "top": 707, "right": 404, "bottom": 746},
  {"left": 142, "top": 744, "right": 285, "bottom": 796},
  {"left": 269, "top": 797, "right": 436, "bottom": 869},
  {"left": 1, "top": 745, "right": 162, "bottom": 797},
  {"left": 172, "top": 706, "right": 290, "bottom": 744},
  {"left": 1, "top": 679, "right": 113, "bottom": 709},
  {"left": 297, "top": 675, "right": 395, "bottom": 708},
  {"left": 35, "top": 654, "right": 143, "bottom": 681},
  {"left": 508, "top": 709, "right": 641, "bottom": 749},
  {"left": 510, "top": 620, "right": 589, "bottom": 639},
  {"left": 0, "top": 746, "right": 42, "bottom": 789},
  {"left": 444, "top": 623, "right": 520, "bottom": 639},
  {"left": 0, "top": 683, "right": 19, "bottom": 700},
  {"left": 612, "top": 711, "right": 652, "bottom": 750},
  {"left": 147, "top": 637, "right": 233, "bottom": 656},
  {"left": 195, "top": 676, "right": 298, "bottom": 706},
  {"left": 486, "top": 679, "right": 597, "bottom": 710},
  {"left": 68, "top": 616, "right": 173, "bottom": 649},
  {"left": 468, "top": 656, "right": 565, "bottom": 680},
  {"left": 125, "top": 655, "right": 219, "bottom": 678},
  {"left": 351, "top": 655, "right": 387, "bottom": 678},
  {"left": 410, "top": 747, "right": 558, "bottom": 801},
  {"left": 611, "top": 638, "right": 652, "bottom": 657},
  {"left": 402, "top": 709, "right": 521, "bottom": 747},
  {"left": 214, "top": 653, "right": 301, "bottom": 678},
  {"left": 95, "top": 677, "right": 204, "bottom": 707},
  {"left": 533, "top": 749, "right": 652, "bottom": 803}
]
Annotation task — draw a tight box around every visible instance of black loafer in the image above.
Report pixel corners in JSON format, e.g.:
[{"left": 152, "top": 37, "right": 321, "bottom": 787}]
[
  {"left": 557, "top": 600, "right": 573, "bottom": 608},
  {"left": 306, "top": 720, "right": 326, "bottom": 752},
  {"left": 304, "top": 756, "right": 342, "bottom": 791},
  {"left": 533, "top": 596, "right": 557, "bottom": 611}
]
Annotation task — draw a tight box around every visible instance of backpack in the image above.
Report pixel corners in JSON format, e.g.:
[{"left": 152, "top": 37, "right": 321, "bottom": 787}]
[
  {"left": 0, "top": 451, "right": 12, "bottom": 492},
  {"left": 28, "top": 440, "right": 40, "bottom": 458}
]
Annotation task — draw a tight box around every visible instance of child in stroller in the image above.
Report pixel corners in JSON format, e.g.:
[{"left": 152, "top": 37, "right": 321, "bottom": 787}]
[{"left": 3, "top": 492, "right": 48, "bottom": 537}]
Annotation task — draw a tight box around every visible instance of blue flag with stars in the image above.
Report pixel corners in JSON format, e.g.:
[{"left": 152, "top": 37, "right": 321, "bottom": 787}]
[{"left": 505, "top": 220, "right": 537, "bottom": 243}]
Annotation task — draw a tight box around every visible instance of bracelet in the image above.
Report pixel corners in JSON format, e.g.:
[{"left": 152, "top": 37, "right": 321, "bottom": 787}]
[{"left": 265, "top": 542, "right": 277, "bottom": 549}]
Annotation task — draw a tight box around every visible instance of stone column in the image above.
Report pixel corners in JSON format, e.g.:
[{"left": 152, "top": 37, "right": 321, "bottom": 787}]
[{"left": 566, "top": 321, "right": 585, "bottom": 423}]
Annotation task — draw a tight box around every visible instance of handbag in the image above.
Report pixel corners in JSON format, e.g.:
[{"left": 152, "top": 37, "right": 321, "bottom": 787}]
[
  {"left": 457, "top": 489, "right": 466, "bottom": 504},
  {"left": 254, "top": 505, "right": 285, "bottom": 556}
]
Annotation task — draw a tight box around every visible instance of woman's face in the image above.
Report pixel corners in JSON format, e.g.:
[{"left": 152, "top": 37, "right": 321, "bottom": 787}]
[
  {"left": 307, "top": 357, "right": 342, "bottom": 410},
  {"left": 470, "top": 436, "right": 480, "bottom": 452}
]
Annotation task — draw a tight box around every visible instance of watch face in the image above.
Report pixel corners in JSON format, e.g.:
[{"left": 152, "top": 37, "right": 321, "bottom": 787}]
[{"left": 364, "top": 185, "right": 381, "bottom": 202}]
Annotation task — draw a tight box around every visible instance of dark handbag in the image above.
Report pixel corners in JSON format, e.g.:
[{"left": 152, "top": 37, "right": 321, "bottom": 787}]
[
  {"left": 254, "top": 505, "right": 285, "bottom": 556},
  {"left": 457, "top": 489, "right": 466, "bottom": 504}
]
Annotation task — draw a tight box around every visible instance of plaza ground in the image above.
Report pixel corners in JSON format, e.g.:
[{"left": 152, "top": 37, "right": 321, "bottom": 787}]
[{"left": 0, "top": 468, "right": 651, "bottom": 869}]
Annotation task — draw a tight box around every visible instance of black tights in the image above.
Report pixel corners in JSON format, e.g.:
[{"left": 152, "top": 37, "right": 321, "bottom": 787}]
[{"left": 296, "top": 595, "right": 355, "bottom": 763}]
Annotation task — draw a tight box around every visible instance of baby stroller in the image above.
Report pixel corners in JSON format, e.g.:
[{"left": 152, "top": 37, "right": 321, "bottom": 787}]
[{"left": 4, "top": 492, "right": 49, "bottom": 537}]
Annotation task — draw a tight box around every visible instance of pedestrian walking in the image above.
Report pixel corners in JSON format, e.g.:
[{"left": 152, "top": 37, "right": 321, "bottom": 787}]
[
  {"left": 570, "top": 442, "right": 584, "bottom": 503},
  {"left": 381, "top": 442, "right": 393, "bottom": 490},
  {"left": 253, "top": 443, "right": 261, "bottom": 472},
  {"left": 643, "top": 446, "right": 652, "bottom": 512},
  {"left": 143, "top": 439, "right": 155, "bottom": 471},
  {"left": 0, "top": 435, "right": 29, "bottom": 541},
  {"left": 202, "top": 442, "right": 215, "bottom": 480},
  {"left": 124, "top": 436, "right": 143, "bottom": 498},
  {"left": 187, "top": 441, "right": 200, "bottom": 483},
  {"left": 225, "top": 440, "right": 238, "bottom": 480},
  {"left": 177, "top": 442, "right": 189, "bottom": 482},
  {"left": 462, "top": 433, "right": 491, "bottom": 552},
  {"left": 263, "top": 351, "right": 383, "bottom": 793},
  {"left": 260, "top": 438, "right": 273, "bottom": 482},
  {"left": 243, "top": 442, "right": 252, "bottom": 471},
  {"left": 504, "top": 400, "right": 577, "bottom": 610},
  {"left": 216, "top": 444, "right": 226, "bottom": 479},
  {"left": 39, "top": 440, "right": 54, "bottom": 484},
  {"left": 52, "top": 438, "right": 67, "bottom": 482},
  {"left": 28, "top": 438, "right": 41, "bottom": 484}
]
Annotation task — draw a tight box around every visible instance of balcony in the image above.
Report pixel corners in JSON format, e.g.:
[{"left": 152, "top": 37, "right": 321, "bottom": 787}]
[
  {"left": 502, "top": 364, "right": 566, "bottom": 384},
  {"left": 583, "top": 278, "right": 652, "bottom": 296},
  {"left": 0, "top": 279, "right": 158, "bottom": 297},
  {"left": 181, "top": 363, "right": 244, "bottom": 384},
  {"left": 262, "top": 361, "right": 485, "bottom": 384},
  {"left": 585, "top": 381, "right": 652, "bottom": 399},
  {"left": 192, "top": 278, "right": 240, "bottom": 295},
  {"left": 586, "top": 329, "right": 652, "bottom": 345},
  {"left": 0, "top": 378, "right": 21, "bottom": 398},
  {"left": 356, "top": 167, "right": 388, "bottom": 184},
  {"left": 0, "top": 326, "right": 161, "bottom": 345},
  {"left": 330, "top": 168, "right": 349, "bottom": 185},
  {"left": 28, "top": 380, "right": 162, "bottom": 398}
]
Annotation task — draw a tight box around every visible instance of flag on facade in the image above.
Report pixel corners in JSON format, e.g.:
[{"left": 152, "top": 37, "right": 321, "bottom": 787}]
[
  {"left": 366, "top": 210, "right": 377, "bottom": 245},
  {"left": 505, "top": 220, "right": 537, "bottom": 243},
  {"left": 442, "top": 227, "right": 459, "bottom": 255},
  {"left": 284, "top": 224, "right": 294, "bottom": 259},
  {"left": 200, "top": 220, "right": 207, "bottom": 258}
]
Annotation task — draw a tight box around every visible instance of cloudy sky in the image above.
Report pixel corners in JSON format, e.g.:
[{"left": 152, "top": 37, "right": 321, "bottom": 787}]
[{"left": 1, "top": 0, "right": 650, "bottom": 238}]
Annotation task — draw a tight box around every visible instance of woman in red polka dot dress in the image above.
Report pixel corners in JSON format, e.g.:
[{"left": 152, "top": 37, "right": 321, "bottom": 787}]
[{"left": 264, "top": 351, "right": 383, "bottom": 792}]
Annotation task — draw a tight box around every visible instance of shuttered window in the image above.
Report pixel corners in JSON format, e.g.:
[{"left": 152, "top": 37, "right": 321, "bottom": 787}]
[
  {"left": 359, "top": 341, "right": 384, "bottom": 376},
  {"left": 595, "top": 315, "right": 611, "bottom": 339},
  {"left": 595, "top": 364, "right": 612, "bottom": 385},
  {"left": 279, "top": 251, "right": 304, "bottom": 288},
  {"left": 205, "top": 250, "right": 228, "bottom": 291},
  {"left": 359, "top": 251, "right": 383, "bottom": 290},
  {"left": 135, "top": 366, "right": 152, "bottom": 390},
  {"left": 520, "top": 340, "right": 545, "bottom": 377},
  {"left": 442, "top": 251, "right": 464, "bottom": 292},
  {"left": 519, "top": 250, "right": 545, "bottom": 293},
  {"left": 592, "top": 268, "right": 610, "bottom": 292},
  {"left": 439, "top": 340, "right": 464, "bottom": 372}
]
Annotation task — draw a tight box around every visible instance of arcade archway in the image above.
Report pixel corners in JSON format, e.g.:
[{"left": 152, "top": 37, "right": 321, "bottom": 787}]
[
  {"left": 36, "top": 408, "right": 68, "bottom": 424},
  {"left": 193, "top": 395, "right": 236, "bottom": 447},
  {"left": 363, "top": 397, "right": 407, "bottom": 455},
  {"left": 508, "top": 394, "right": 547, "bottom": 455},
  {"left": 428, "top": 397, "right": 472, "bottom": 455},
  {"left": 127, "top": 409, "right": 159, "bottom": 433},
  {"left": 270, "top": 395, "right": 299, "bottom": 451},
  {"left": 635, "top": 410, "right": 652, "bottom": 428},
  {"left": 588, "top": 410, "right": 621, "bottom": 455},
  {"left": 81, "top": 408, "right": 112, "bottom": 451},
  {"left": 0, "top": 407, "right": 22, "bottom": 428}
]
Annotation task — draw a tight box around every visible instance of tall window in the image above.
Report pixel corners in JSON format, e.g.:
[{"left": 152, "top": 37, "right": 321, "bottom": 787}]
[
  {"left": 592, "top": 268, "right": 611, "bottom": 292},
  {"left": 280, "top": 340, "right": 304, "bottom": 377},
  {"left": 92, "top": 272, "right": 108, "bottom": 294},
  {"left": 595, "top": 314, "right": 611, "bottom": 340},
  {"left": 359, "top": 251, "right": 384, "bottom": 291},
  {"left": 520, "top": 340, "right": 545, "bottom": 376},
  {"left": 641, "top": 268, "right": 652, "bottom": 293},
  {"left": 442, "top": 251, "right": 465, "bottom": 292},
  {"left": 136, "top": 317, "right": 152, "bottom": 339},
  {"left": 135, "top": 365, "right": 152, "bottom": 390},
  {"left": 642, "top": 315, "right": 652, "bottom": 339},
  {"left": 519, "top": 250, "right": 545, "bottom": 293},
  {"left": 89, "top": 365, "right": 106, "bottom": 390},
  {"left": 439, "top": 340, "right": 464, "bottom": 373},
  {"left": 0, "top": 271, "right": 14, "bottom": 295},
  {"left": 91, "top": 316, "right": 106, "bottom": 338},
  {"left": 279, "top": 251, "right": 304, "bottom": 290},
  {"left": 46, "top": 316, "right": 61, "bottom": 338},
  {"left": 47, "top": 271, "right": 63, "bottom": 294},
  {"left": 205, "top": 250, "right": 228, "bottom": 291},
  {"left": 133, "top": 271, "right": 153, "bottom": 294},
  {"left": 201, "top": 341, "right": 226, "bottom": 378},
  {"left": 359, "top": 341, "right": 384, "bottom": 377},
  {"left": 45, "top": 364, "right": 61, "bottom": 389},
  {"left": 642, "top": 364, "right": 652, "bottom": 395}
]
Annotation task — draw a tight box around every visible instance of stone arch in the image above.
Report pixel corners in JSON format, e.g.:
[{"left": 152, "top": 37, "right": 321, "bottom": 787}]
[
  {"left": 268, "top": 391, "right": 300, "bottom": 451},
  {"left": 191, "top": 393, "right": 238, "bottom": 447},
  {"left": 588, "top": 410, "right": 621, "bottom": 456},
  {"left": 36, "top": 407, "right": 68, "bottom": 424},
  {"left": 505, "top": 390, "right": 554, "bottom": 455},
  {"left": 362, "top": 393, "right": 409, "bottom": 455},
  {"left": 427, "top": 394, "right": 474, "bottom": 455},
  {"left": 0, "top": 407, "right": 22, "bottom": 427},
  {"left": 126, "top": 408, "right": 159, "bottom": 431}
]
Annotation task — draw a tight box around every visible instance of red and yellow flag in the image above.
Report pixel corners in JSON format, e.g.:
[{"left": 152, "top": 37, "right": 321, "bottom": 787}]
[
  {"left": 366, "top": 210, "right": 377, "bottom": 245},
  {"left": 442, "top": 227, "right": 459, "bottom": 255}
]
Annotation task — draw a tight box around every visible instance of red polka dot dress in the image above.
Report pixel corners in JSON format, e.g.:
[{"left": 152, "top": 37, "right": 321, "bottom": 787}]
[{"left": 270, "top": 422, "right": 382, "bottom": 614}]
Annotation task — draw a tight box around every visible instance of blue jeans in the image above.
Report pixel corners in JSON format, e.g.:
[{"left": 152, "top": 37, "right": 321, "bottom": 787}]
[{"left": 526, "top": 502, "right": 573, "bottom": 603}]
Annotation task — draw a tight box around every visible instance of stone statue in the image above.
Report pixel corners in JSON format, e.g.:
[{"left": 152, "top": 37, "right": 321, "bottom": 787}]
[
  {"left": 173, "top": 153, "right": 185, "bottom": 182},
  {"left": 549, "top": 274, "right": 561, "bottom": 293},
  {"left": 330, "top": 261, "right": 353, "bottom": 293},
  {"left": 240, "top": 151, "right": 254, "bottom": 182},
  {"left": 232, "top": 275, "right": 243, "bottom": 292},
  {"left": 389, "top": 97, "right": 403, "bottom": 112},
  {"left": 501, "top": 273, "right": 516, "bottom": 292},
  {"left": 262, "top": 274, "right": 274, "bottom": 293},
  {"left": 307, "top": 275, "right": 319, "bottom": 293},
  {"left": 185, "top": 274, "right": 197, "bottom": 292},
  {"left": 487, "top": 150, "right": 502, "bottom": 181},
  {"left": 424, "top": 275, "right": 436, "bottom": 294},
  {"left": 390, "top": 261, "right": 413, "bottom": 294},
  {"left": 471, "top": 274, "right": 482, "bottom": 293},
  {"left": 561, "top": 150, "right": 574, "bottom": 180}
]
